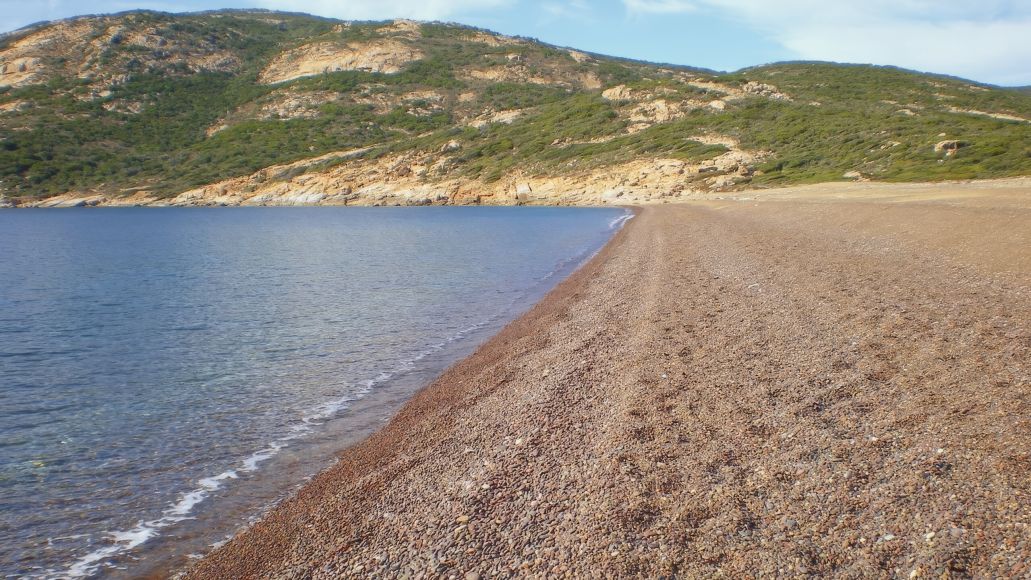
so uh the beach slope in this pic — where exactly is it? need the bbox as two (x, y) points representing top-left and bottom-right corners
(189, 189), (1030, 577)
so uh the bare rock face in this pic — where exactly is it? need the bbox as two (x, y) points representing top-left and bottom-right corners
(0, 19), (96, 88)
(259, 40), (424, 84)
(743, 81), (792, 101)
(461, 58), (600, 90)
(626, 99), (686, 132)
(567, 50), (592, 63)
(601, 85), (633, 101)
(0, 57), (42, 87)
(0, 17), (242, 90)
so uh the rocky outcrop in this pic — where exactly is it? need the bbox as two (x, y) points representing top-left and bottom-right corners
(934, 140), (967, 156)
(0, 100), (29, 115)
(259, 40), (423, 84)
(0, 57), (43, 87)
(468, 109), (523, 128)
(460, 62), (600, 90)
(353, 89), (446, 115)
(567, 50), (592, 63)
(465, 31), (524, 48)
(0, 19), (97, 88)
(625, 99), (689, 132)
(602, 85), (720, 132)
(19, 133), (768, 208)
(742, 81), (792, 100)
(0, 17), (240, 89)
(257, 90), (342, 120)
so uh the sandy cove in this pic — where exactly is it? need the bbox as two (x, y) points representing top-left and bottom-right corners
(186, 187), (1030, 578)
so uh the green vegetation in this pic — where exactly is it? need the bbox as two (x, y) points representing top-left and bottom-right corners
(0, 12), (1028, 200)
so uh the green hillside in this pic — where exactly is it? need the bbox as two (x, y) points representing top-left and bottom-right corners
(0, 10), (1028, 202)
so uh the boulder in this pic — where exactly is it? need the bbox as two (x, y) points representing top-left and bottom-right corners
(742, 81), (791, 100)
(934, 140), (966, 155)
(439, 139), (461, 153)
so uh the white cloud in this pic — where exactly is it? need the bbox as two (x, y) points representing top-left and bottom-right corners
(698, 0), (1031, 84)
(253, 0), (512, 21)
(622, 0), (695, 14)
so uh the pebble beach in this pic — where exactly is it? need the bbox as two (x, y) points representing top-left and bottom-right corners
(187, 191), (1030, 578)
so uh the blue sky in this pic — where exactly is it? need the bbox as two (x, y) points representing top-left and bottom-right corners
(2, 0), (1029, 85)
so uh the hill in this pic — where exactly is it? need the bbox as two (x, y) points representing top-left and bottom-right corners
(0, 10), (1029, 206)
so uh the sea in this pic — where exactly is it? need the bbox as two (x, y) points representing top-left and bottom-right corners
(0, 206), (630, 578)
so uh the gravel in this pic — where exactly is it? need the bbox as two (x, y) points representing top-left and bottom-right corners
(187, 197), (1030, 578)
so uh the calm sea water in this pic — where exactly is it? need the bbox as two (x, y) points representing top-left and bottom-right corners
(0, 206), (629, 578)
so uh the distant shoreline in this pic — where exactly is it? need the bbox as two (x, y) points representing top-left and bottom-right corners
(6, 176), (1031, 210)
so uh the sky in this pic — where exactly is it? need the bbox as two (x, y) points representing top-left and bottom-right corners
(1, 0), (1029, 86)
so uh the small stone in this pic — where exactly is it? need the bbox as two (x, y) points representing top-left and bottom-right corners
(881, 534), (896, 542)
(465, 573), (481, 580)
(783, 518), (798, 530)
(456, 515), (470, 524)
(515, 438), (524, 446)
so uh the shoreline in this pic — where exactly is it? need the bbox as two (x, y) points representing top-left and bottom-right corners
(5, 176), (1031, 209)
(179, 206), (641, 578)
(188, 189), (1029, 577)
(53, 207), (632, 579)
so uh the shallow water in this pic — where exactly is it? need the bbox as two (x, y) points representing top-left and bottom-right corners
(0, 206), (628, 578)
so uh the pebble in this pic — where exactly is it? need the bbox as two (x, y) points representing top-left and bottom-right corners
(181, 205), (1031, 579)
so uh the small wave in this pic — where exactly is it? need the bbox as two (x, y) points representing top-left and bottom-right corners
(62, 469), (240, 578)
(58, 212), (625, 578)
(59, 318), (497, 579)
(608, 209), (634, 231)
